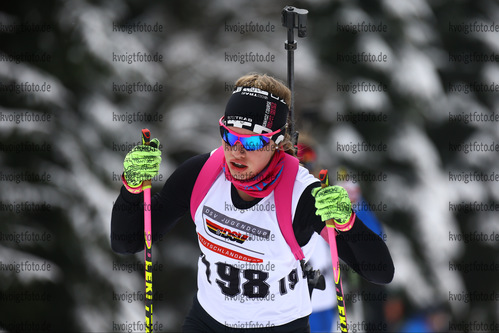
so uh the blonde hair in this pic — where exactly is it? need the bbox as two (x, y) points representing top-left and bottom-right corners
(234, 73), (296, 156)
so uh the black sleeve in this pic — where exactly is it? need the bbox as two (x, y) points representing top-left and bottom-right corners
(110, 153), (210, 254)
(293, 182), (394, 285)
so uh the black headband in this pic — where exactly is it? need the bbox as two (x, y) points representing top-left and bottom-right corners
(224, 86), (289, 137)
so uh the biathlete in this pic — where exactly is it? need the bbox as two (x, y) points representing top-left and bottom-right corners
(111, 73), (394, 332)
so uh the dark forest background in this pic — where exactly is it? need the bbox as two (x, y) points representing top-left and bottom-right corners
(0, 0), (497, 332)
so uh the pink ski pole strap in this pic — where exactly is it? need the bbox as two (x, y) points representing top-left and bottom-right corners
(326, 212), (356, 232)
(321, 212), (356, 243)
(121, 173), (144, 194)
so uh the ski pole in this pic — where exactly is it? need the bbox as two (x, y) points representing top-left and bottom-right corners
(281, 5), (308, 154)
(319, 169), (348, 333)
(141, 128), (153, 333)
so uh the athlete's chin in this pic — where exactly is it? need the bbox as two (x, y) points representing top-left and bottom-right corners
(229, 169), (254, 181)
(231, 172), (247, 181)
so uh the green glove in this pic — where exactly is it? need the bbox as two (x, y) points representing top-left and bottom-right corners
(123, 138), (161, 188)
(311, 185), (352, 226)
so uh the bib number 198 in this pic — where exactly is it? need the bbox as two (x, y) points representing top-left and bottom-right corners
(202, 257), (299, 299)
